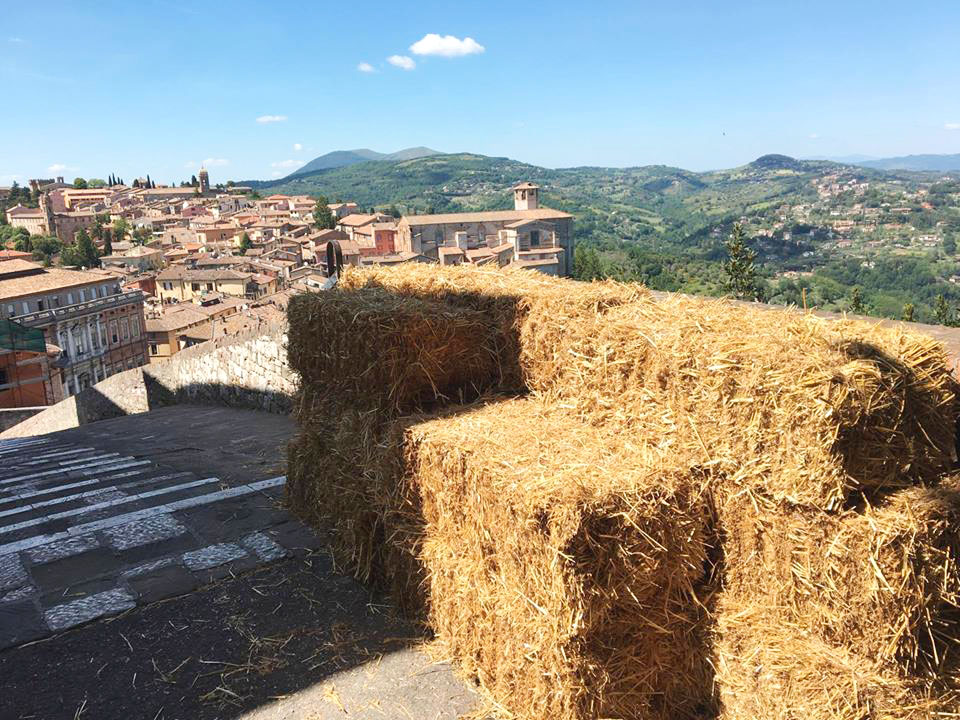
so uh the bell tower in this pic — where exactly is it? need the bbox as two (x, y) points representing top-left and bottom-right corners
(198, 167), (210, 194)
(513, 182), (540, 211)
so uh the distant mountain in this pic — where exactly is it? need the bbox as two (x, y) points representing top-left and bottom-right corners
(288, 146), (441, 177)
(748, 154), (808, 171)
(855, 153), (960, 172)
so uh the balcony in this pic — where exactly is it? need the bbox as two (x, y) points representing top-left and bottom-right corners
(13, 290), (145, 329)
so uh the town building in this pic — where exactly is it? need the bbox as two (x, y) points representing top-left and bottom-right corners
(156, 266), (253, 304)
(0, 260), (148, 397)
(395, 183), (573, 275)
(0, 318), (65, 409)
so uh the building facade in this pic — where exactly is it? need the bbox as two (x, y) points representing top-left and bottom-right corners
(395, 183), (573, 275)
(0, 261), (148, 398)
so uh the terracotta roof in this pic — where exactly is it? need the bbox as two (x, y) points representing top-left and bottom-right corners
(145, 305), (210, 332)
(511, 182), (541, 190)
(400, 207), (571, 227)
(156, 266), (250, 282)
(0, 263), (116, 302)
(438, 246), (465, 256)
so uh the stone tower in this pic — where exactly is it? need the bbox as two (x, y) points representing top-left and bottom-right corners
(513, 182), (540, 211)
(198, 167), (210, 194)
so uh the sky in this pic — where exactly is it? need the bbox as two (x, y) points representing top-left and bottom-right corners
(2, 0), (959, 184)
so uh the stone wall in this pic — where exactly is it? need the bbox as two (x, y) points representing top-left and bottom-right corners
(0, 327), (295, 439)
(0, 407), (46, 433)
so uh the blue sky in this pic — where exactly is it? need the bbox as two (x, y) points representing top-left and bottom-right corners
(2, 0), (959, 184)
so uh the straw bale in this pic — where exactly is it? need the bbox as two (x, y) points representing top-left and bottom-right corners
(539, 295), (957, 509)
(714, 602), (957, 719)
(719, 477), (960, 677)
(394, 396), (717, 720)
(344, 264), (955, 509)
(286, 287), (500, 414)
(340, 263), (648, 389)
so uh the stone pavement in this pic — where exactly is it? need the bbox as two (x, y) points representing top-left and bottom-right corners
(0, 405), (478, 720)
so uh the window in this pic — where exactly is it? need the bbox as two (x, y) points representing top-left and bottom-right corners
(530, 230), (540, 247)
(21, 302), (29, 315)
(121, 318), (129, 340)
(149, 342), (158, 356)
(131, 317), (140, 338)
(191, 283), (200, 292)
(163, 282), (173, 291)
(79, 289), (86, 302)
(206, 283), (214, 291)
(37, 299), (45, 311)
(53, 296), (61, 308)
(67, 293), (74, 305)
(0, 368), (7, 387)
(110, 320), (119, 344)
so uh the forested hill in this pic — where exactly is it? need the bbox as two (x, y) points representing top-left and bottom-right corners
(244, 152), (960, 324)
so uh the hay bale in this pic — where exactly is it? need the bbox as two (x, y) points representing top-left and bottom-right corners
(719, 477), (960, 676)
(343, 265), (956, 509)
(394, 396), (717, 720)
(714, 602), (956, 719)
(286, 287), (501, 414)
(340, 263), (648, 390)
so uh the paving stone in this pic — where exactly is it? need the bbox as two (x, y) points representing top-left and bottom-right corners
(126, 564), (198, 604)
(102, 513), (187, 551)
(0, 554), (29, 592)
(116, 534), (198, 566)
(39, 576), (120, 610)
(25, 534), (100, 564)
(0, 584), (36, 603)
(82, 488), (127, 504)
(0, 600), (46, 649)
(44, 588), (135, 632)
(121, 557), (177, 578)
(182, 543), (247, 571)
(31, 548), (124, 594)
(241, 531), (288, 562)
(265, 520), (328, 556)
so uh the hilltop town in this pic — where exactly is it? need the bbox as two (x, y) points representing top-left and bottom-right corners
(0, 171), (572, 412)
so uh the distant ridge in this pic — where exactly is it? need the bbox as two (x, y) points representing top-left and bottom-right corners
(288, 146), (441, 177)
(855, 153), (960, 172)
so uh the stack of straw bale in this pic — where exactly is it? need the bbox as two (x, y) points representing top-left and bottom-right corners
(393, 396), (717, 719)
(285, 264), (960, 719)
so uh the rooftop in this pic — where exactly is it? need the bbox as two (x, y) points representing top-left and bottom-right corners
(0, 262), (116, 302)
(400, 207), (571, 227)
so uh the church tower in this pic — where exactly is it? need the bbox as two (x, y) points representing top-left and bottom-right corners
(512, 182), (540, 211)
(198, 167), (210, 194)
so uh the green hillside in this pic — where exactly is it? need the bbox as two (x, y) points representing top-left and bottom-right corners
(245, 153), (960, 323)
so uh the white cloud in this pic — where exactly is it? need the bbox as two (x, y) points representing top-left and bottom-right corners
(808, 133), (820, 139)
(387, 55), (416, 71)
(8, 37), (24, 44)
(271, 159), (303, 169)
(945, 123), (960, 131)
(410, 34), (484, 57)
(256, 115), (288, 124)
(48, 163), (67, 173)
(357, 62), (375, 73)
(293, 143), (303, 151)
(271, 171), (284, 178)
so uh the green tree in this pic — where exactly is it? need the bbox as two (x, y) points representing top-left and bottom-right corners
(190, 174), (198, 187)
(722, 223), (763, 300)
(132, 226), (151, 246)
(87, 178), (106, 188)
(112, 217), (129, 242)
(849, 285), (864, 314)
(102, 228), (113, 257)
(73, 177), (87, 189)
(944, 234), (957, 256)
(573, 244), (603, 281)
(902, 302), (915, 322)
(312, 196), (336, 230)
(13, 231), (32, 253)
(238, 232), (253, 254)
(31, 236), (61, 266)
(934, 294), (952, 326)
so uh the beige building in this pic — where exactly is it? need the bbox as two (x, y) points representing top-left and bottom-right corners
(62, 188), (113, 209)
(396, 183), (573, 275)
(156, 266), (252, 304)
(5, 205), (46, 235)
(145, 295), (243, 360)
